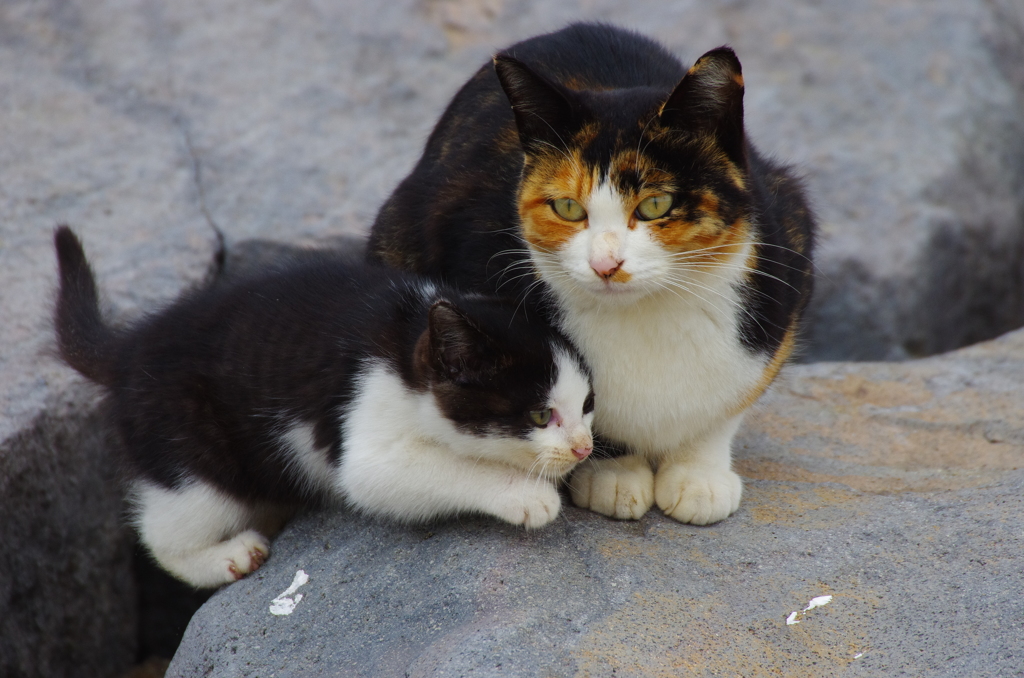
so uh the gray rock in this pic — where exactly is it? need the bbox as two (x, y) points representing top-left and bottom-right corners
(741, 0), (1024, 360)
(169, 328), (1024, 677)
(0, 2), (216, 673)
(0, 383), (138, 678)
(1, 0), (1022, 675)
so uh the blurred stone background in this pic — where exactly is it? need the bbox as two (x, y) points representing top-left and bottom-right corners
(0, 0), (1021, 676)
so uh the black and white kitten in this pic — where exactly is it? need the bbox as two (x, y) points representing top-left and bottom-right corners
(53, 227), (594, 588)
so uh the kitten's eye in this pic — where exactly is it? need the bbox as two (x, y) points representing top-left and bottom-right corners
(551, 198), (587, 222)
(635, 194), (673, 220)
(528, 408), (553, 427)
(583, 391), (595, 414)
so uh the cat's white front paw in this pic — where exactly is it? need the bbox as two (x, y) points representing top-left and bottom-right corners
(569, 455), (654, 520)
(222, 529), (272, 582)
(489, 480), (562, 529)
(654, 464), (742, 525)
(153, 528), (272, 588)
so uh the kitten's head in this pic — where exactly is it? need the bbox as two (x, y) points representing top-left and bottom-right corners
(417, 298), (594, 479)
(494, 47), (753, 305)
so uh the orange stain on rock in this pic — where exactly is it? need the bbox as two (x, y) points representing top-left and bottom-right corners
(570, 585), (874, 677)
(738, 344), (1024, 496)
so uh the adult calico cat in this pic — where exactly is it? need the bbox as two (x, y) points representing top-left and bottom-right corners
(368, 23), (815, 525)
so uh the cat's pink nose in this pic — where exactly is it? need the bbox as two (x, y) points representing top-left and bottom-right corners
(590, 256), (623, 279)
(572, 446), (593, 460)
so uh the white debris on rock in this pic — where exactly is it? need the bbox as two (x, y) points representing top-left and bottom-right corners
(786, 594), (834, 625)
(270, 570), (310, 616)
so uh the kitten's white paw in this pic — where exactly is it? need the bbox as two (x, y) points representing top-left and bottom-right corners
(490, 480), (562, 529)
(221, 530), (272, 582)
(569, 455), (654, 520)
(654, 464), (742, 525)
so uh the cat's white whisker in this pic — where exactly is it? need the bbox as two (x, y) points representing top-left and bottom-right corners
(671, 258), (801, 296)
(636, 123), (667, 176)
(663, 274), (780, 338)
(531, 135), (572, 163)
(655, 277), (735, 319)
(667, 246), (812, 280)
(492, 263), (538, 288)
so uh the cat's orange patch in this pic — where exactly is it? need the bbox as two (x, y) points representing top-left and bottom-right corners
(573, 123), (601, 148)
(692, 137), (747, 192)
(728, 165), (748, 192)
(650, 214), (751, 271)
(732, 325), (797, 415)
(605, 268), (632, 284)
(609, 150), (677, 191)
(519, 152), (596, 252)
(696, 192), (719, 215)
(521, 203), (581, 253)
(783, 207), (812, 251)
(562, 77), (613, 92)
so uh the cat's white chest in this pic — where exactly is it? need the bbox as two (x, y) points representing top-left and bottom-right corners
(562, 288), (765, 456)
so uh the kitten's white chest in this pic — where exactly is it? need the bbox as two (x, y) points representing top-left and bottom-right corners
(563, 287), (765, 456)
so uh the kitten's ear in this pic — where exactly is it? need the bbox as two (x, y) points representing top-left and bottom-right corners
(428, 301), (495, 384)
(659, 46), (746, 164)
(493, 55), (575, 155)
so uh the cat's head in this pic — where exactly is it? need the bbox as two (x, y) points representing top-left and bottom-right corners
(416, 298), (594, 479)
(494, 47), (752, 305)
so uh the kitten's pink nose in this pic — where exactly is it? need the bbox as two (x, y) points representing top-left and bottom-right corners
(590, 256), (623, 279)
(572, 446), (593, 460)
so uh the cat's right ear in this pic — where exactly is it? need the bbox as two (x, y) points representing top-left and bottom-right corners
(493, 55), (575, 155)
(427, 300), (494, 385)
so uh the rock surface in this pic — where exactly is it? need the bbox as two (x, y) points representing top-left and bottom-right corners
(1, 0), (1022, 676)
(169, 329), (1024, 677)
(0, 384), (138, 678)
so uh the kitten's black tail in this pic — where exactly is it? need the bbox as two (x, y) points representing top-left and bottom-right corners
(54, 226), (118, 385)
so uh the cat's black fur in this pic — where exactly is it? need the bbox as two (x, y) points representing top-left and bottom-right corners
(54, 226), (579, 505)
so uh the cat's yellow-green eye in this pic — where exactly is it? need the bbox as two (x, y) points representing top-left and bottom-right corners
(528, 408), (553, 426)
(551, 198), (587, 222)
(636, 194), (673, 220)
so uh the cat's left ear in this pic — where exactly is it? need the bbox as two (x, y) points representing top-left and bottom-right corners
(659, 46), (745, 164)
(427, 301), (496, 385)
(493, 55), (575, 156)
